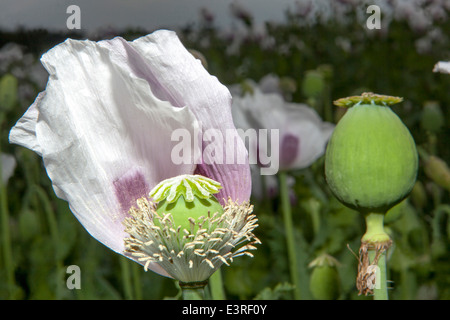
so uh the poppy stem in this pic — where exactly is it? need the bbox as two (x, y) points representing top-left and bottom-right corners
(279, 171), (301, 299)
(33, 185), (65, 299)
(369, 249), (388, 300)
(0, 115), (17, 298)
(120, 257), (133, 300)
(209, 268), (225, 300)
(132, 262), (143, 300)
(361, 212), (391, 300)
(180, 281), (207, 300)
(0, 163), (16, 298)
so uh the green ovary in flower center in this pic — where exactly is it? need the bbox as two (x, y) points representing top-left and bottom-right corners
(123, 174), (260, 283)
(155, 195), (224, 233)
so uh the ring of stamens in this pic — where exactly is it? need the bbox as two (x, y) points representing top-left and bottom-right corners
(123, 197), (260, 283)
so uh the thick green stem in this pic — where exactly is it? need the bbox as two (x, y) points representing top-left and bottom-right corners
(279, 171), (301, 299)
(362, 212), (390, 300)
(209, 269), (225, 300)
(120, 257), (133, 300)
(362, 212), (390, 244)
(0, 115), (17, 298)
(180, 281), (207, 300)
(34, 185), (64, 299)
(132, 262), (143, 300)
(307, 198), (321, 236)
(0, 173), (16, 298)
(368, 250), (388, 300)
(181, 288), (204, 300)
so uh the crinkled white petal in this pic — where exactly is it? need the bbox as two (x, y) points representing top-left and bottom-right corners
(9, 34), (206, 277)
(129, 30), (251, 204)
(9, 92), (44, 156)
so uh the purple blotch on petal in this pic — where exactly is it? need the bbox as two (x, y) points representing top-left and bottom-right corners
(113, 170), (150, 214)
(280, 134), (299, 167)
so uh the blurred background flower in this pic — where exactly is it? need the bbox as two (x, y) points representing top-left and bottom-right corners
(434, 61), (450, 74)
(231, 84), (334, 171)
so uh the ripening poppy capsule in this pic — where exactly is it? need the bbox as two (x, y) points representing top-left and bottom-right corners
(325, 93), (418, 215)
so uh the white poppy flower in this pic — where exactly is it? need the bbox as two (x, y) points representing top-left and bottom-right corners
(9, 30), (251, 278)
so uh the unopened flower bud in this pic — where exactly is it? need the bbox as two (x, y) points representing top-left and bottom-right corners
(302, 70), (325, 99)
(308, 254), (341, 300)
(410, 181), (427, 209)
(424, 155), (450, 191)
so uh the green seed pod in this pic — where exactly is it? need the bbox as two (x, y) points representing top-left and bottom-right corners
(325, 93), (418, 214)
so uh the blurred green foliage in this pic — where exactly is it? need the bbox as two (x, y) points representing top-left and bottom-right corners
(0, 4), (449, 300)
